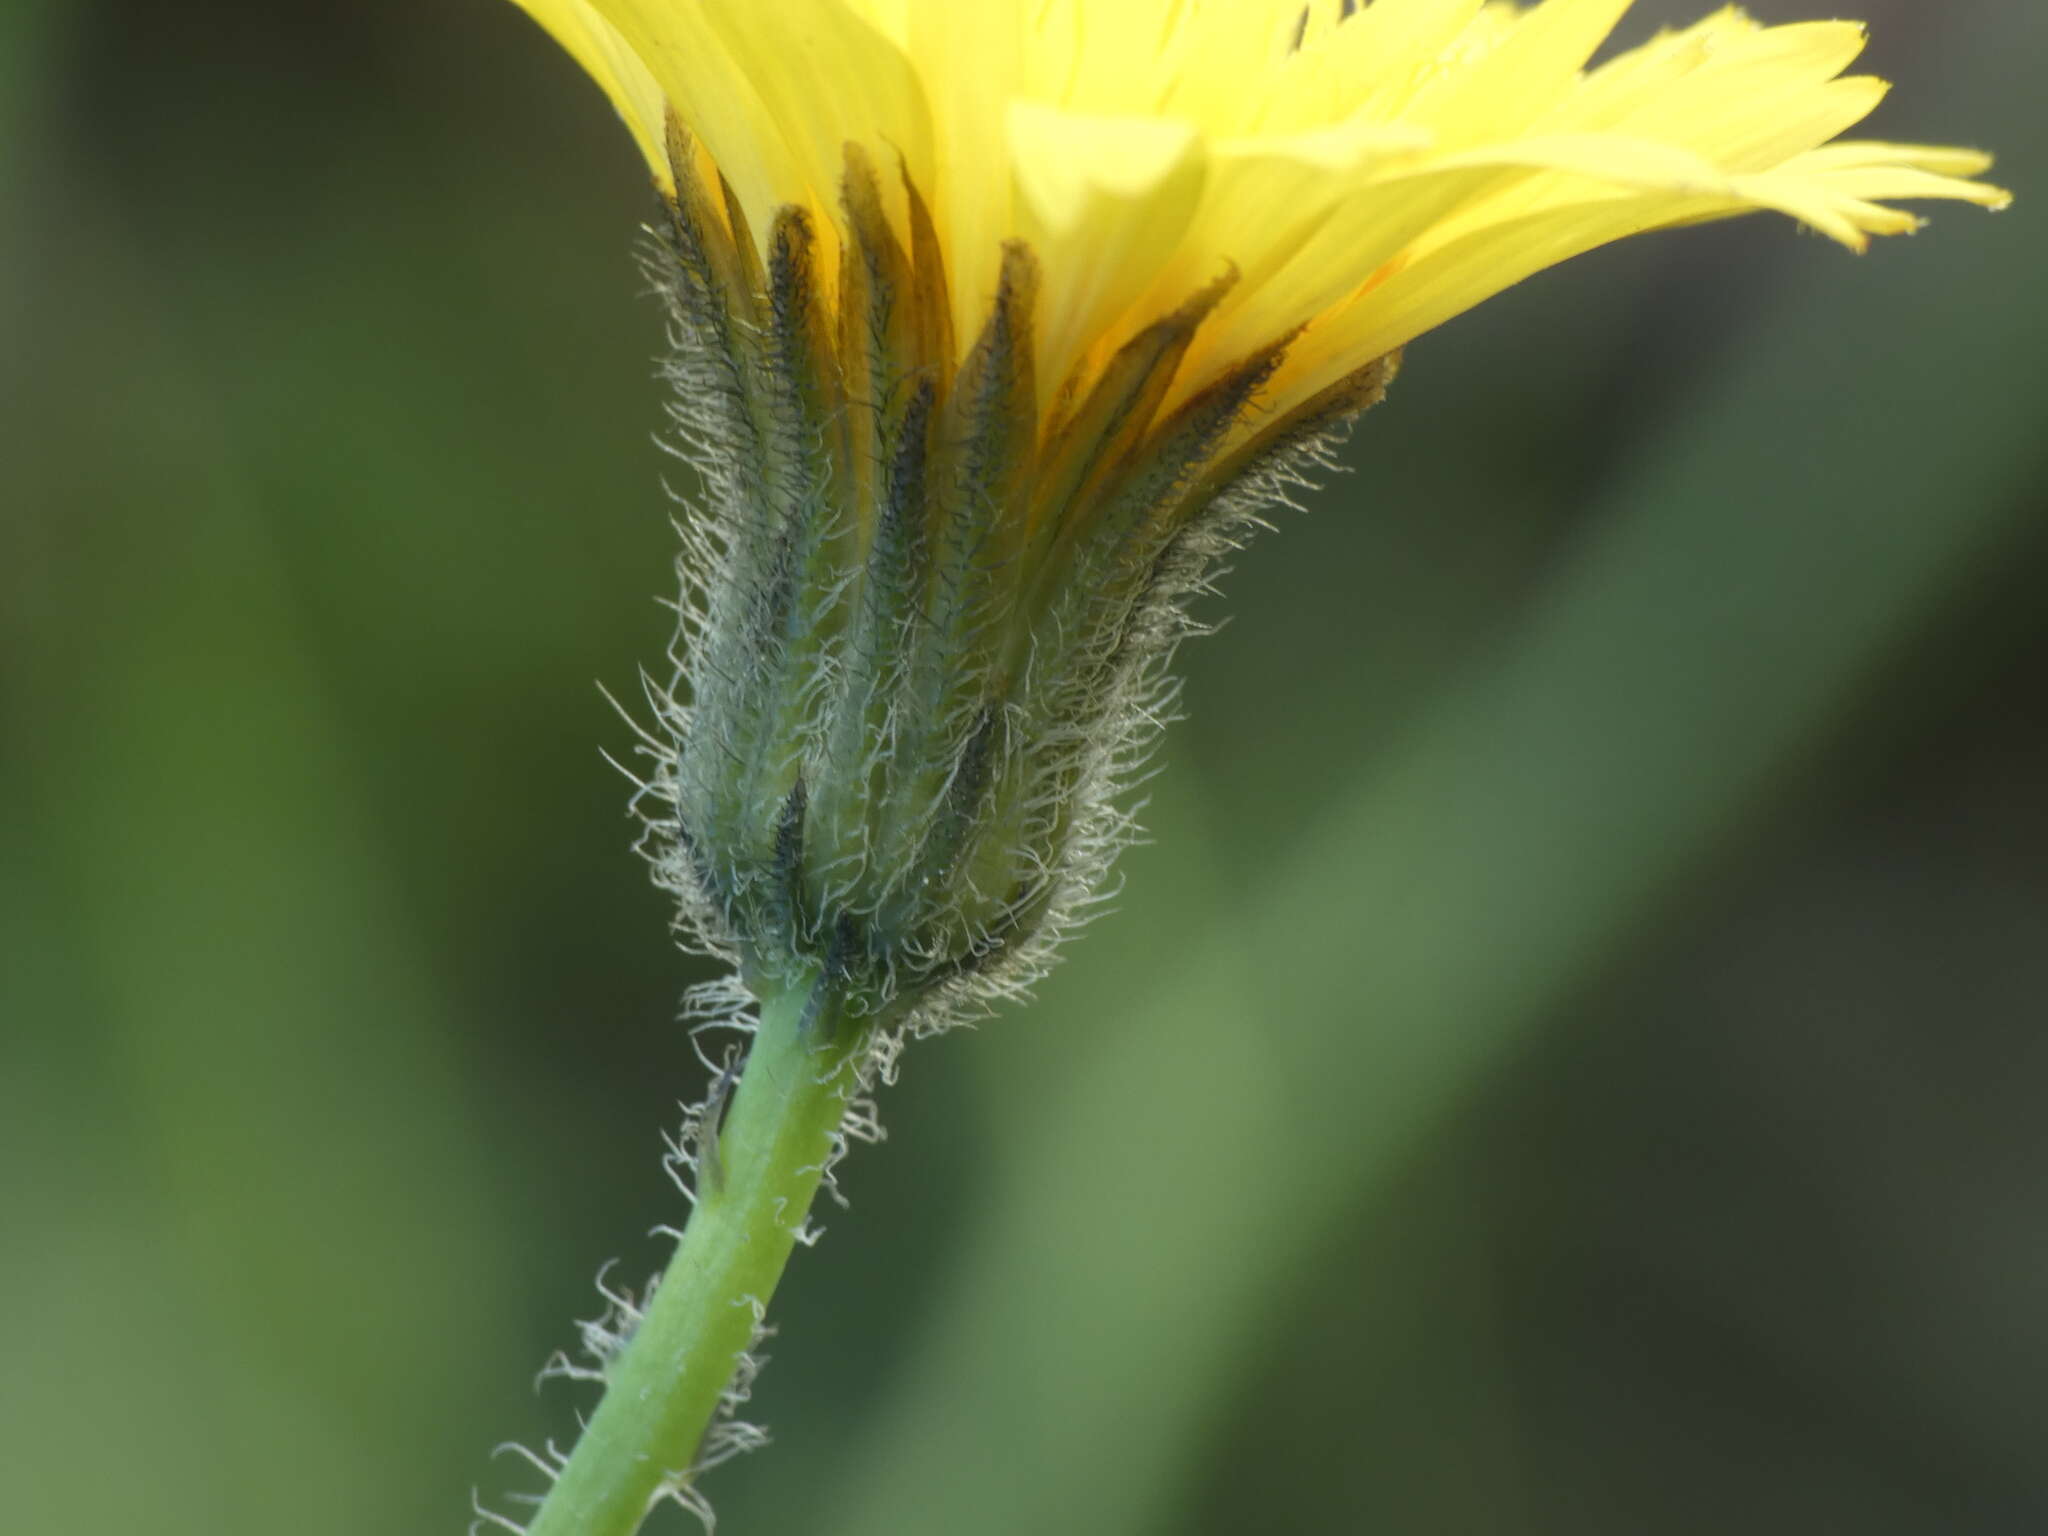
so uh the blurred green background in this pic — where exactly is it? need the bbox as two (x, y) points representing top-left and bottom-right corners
(3, 2), (2043, 1532)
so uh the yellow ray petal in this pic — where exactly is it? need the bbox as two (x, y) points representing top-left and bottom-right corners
(1795, 141), (2002, 179)
(589, 0), (931, 259)
(504, 0), (668, 188)
(909, 0), (1026, 347)
(1008, 102), (1209, 407)
(1412, 0), (1640, 147)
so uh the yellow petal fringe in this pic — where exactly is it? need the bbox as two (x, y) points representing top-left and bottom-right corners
(509, 0), (2006, 443)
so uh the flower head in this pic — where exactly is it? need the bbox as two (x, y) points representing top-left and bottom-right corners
(480, 13), (2006, 1523)
(507, 0), (2004, 1029)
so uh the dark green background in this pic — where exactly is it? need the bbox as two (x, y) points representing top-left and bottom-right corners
(3, 2), (2042, 1532)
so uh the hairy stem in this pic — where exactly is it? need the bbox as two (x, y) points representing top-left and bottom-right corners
(525, 976), (862, 1536)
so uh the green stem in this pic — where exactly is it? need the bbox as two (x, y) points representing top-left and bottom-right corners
(525, 975), (862, 1536)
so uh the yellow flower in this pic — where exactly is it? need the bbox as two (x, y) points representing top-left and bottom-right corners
(482, 13), (2008, 1527)
(498, 0), (2005, 1028)
(511, 0), (2005, 436)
